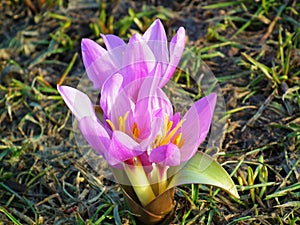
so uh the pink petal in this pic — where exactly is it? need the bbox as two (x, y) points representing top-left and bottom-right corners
(81, 39), (117, 88)
(121, 68), (161, 102)
(57, 85), (95, 120)
(100, 73), (123, 118)
(78, 116), (110, 156)
(143, 19), (167, 42)
(131, 104), (151, 140)
(101, 34), (126, 69)
(109, 85), (134, 127)
(180, 93), (217, 162)
(149, 144), (181, 166)
(136, 88), (173, 119)
(81, 38), (107, 67)
(171, 112), (181, 129)
(169, 27), (186, 66)
(107, 131), (144, 166)
(136, 76), (173, 116)
(140, 117), (164, 149)
(121, 34), (155, 86)
(160, 27), (186, 87)
(142, 19), (169, 66)
(130, 79), (172, 140)
(100, 34), (126, 51)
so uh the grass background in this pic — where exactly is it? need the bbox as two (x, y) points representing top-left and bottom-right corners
(0, 0), (299, 224)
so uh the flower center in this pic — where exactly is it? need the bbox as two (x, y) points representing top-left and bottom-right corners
(106, 112), (141, 140)
(106, 113), (185, 148)
(131, 122), (140, 139)
(154, 115), (185, 148)
(106, 112), (129, 132)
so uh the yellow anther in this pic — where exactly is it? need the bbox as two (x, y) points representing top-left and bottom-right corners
(118, 111), (129, 132)
(106, 112), (129, 132)
(160, 119), (185, 146)
(132, 122), (140, 139)
(167, 120), (173, 132)
(153, 135), (161, 148)
(106, 119), (116, 131)
(162, 115), (169, 138)
(172, 132), (182, 146)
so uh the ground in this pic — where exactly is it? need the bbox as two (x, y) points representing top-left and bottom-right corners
(0, 0), (299, 224)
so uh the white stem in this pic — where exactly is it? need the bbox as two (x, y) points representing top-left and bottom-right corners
(124, 158), (156, 207)
(150, 164), (168, 195)
(158, 166), (168, 195)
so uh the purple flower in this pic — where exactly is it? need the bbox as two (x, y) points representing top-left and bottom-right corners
(58, 79), (216, 168)
(81, 19), (185, 89)
(57, 19), (217, 169)
(56, 19), (242, 211)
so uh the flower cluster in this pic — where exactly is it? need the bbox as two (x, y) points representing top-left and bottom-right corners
(58, 19), (217, 206)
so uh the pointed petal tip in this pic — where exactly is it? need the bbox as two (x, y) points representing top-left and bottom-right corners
(57, 85), (96, 120)
(81, 38), (106, 55)
(148, 18), (163, 30)
(177, 26), (185, 35)
(207, 92), (218, 107)
(208, 92), (217, 100)
(57, 84), (69, 96)
(153, 18), (163, 26)
(81, 38), (93, 50)
(172, 26), (185, 38)
(129, 32), (143, 43)
(100, 34), (126, 51)
(57, 84), (69, 99)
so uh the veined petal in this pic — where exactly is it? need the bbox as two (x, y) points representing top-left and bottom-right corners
(101, 34), (126, 69)
(132, 83), (172, 140)
(142, 19), (169, 66)
(82, 39), (117, 88)
(149, 143), (181, 166)
(171, 112), (181, 129)
(140, 116), (164, 149)
(169, 27), (186, 66)
(81, 38), (107, 67)
(137, 76), (173, 116)
(109, 85), (134, 127)
(100, 73), (123, 118)
(180, 93), (217, 162)
(78, 116), (110, 156)
(137, 75), (161, 100)
(132, 105), (151, 140)
(57, 85), (95, 120)
(107, 131), (144, 166)
(160, 27), (186, 87)
(121, 34), (155, 86)
(143, 19), (167, 42)
(136, 88), (173, 119)
(121, 66), (161, 102)
(100, 34), (126, 51)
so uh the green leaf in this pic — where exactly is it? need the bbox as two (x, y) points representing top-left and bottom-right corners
(167, 152), (239, 198)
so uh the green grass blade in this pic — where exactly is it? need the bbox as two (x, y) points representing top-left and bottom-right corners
(0, 206), (22, 225)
